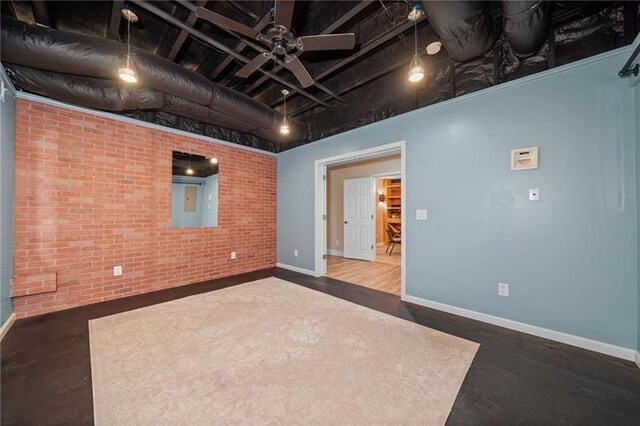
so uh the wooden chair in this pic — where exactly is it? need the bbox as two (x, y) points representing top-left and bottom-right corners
(385, 228), (401, 255)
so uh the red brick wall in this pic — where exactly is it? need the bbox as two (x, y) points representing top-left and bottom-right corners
(13, 99), (277, 318)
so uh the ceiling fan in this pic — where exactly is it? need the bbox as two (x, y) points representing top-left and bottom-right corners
(195, 1), (356, 88)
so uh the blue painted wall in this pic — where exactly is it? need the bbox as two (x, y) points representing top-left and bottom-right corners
(636, 80), (640, 353)
(0, 68), (16, 325)
(277, 48), (638, 349)
(632, 34), (640, 354)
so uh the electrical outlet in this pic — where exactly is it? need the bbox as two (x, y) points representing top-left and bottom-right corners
(498, 282), (509, 297)
(294, 249), (298, 257)
(113, 265), (123, 277)
(230, 251), (236, 260)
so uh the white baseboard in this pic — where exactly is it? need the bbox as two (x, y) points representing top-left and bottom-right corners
(276, 262), (316, 277)
(326, 249), (343, 256)
(402, 294), (637, 362)
(0, 313), (16, 341)
(635, 351), (640, 370)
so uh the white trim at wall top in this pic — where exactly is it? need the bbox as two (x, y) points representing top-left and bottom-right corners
(403, 294), (638, 363)
(276, 262), (316, 277)
(15, 92), (277, 157)
(0, 313), (16, 342)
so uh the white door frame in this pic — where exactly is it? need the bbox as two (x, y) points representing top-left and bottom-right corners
(314, 140), (406, 299)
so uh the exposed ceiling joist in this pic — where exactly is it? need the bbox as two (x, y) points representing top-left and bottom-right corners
(165, 0), (208, 61)
(132, 0), (332, 108)
(243, 1), (374, 96)
(31, 0), (51, 28)
(208, 11), (273, 80)
(106, 0), (124, 40)
(293, 52), (452, 118)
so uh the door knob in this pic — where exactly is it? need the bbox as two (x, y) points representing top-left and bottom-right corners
(344, 221), (348, 224)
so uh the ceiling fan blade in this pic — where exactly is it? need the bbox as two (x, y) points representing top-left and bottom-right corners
(284, 55), (314, 88)
(195, 6), (259, 39)
(274, 0), (295, 28)
(236, 52), (273, 78)
(296, 33), (356, 51)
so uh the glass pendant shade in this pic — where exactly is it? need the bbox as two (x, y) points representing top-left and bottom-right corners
(408, 54), (425, 82)
(280, 117), (290, 134)
(118, 57), (138, 83)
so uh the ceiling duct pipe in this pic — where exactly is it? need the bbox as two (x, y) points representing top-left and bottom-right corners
(420, 1), (496, 62)
(4, 64), (262, 133)
(0, 17), (294, 135)
(5, 64), (167, 111)
(502, 1), (551, 57)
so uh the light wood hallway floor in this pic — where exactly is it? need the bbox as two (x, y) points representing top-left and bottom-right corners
(326, 245), (401, 295)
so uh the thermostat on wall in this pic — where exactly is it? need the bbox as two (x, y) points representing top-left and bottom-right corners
(511, 146), (539, 171)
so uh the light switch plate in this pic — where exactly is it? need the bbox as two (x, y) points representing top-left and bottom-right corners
(498, 282), (509, 297)
(529, 188), (540, 201)
(416, 209), (428, 220)
(230, 251), (237, 260)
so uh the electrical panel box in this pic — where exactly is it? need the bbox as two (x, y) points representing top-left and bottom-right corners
(511, 147), (539, 171)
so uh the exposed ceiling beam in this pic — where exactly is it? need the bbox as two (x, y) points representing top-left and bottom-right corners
(178, 1), (345, 103)
(106, 0), (124, 40)
(269, 15), (419, 108)
(227, 0), (260, 21)
(243, 1), (374, 96)
(132, 0), (332, 108)
(165, 0), (208, 61)
(208, 11), (273, 81)
(31, 0), (51, 28)
(292, 51), (452, 119)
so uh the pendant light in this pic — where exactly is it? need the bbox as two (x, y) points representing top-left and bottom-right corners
(186, 154), (194, 175)
(118, 5), (138, 83)
(280, 89), (290, 135)
(408, 4), (425, 83)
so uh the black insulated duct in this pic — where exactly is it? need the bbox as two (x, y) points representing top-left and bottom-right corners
(4, 64), (263, 133)
(421, 1), (497, 62)
(502, 1), (551, 57)
(5, 64), (167, 111)
(0, 17), (300, 141)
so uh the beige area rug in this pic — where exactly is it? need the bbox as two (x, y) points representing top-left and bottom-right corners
(90, 277), (478, 425)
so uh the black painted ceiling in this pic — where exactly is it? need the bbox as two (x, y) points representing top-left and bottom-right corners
(2, 1), (638, 152)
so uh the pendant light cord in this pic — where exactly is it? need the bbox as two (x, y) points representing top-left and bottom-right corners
(126, 14), (132, 67)
(414, 19), (418, 57)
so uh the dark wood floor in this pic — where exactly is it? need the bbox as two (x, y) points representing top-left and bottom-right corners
(2, 268), (640, 425)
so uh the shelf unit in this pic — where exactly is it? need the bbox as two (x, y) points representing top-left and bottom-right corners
(383, 178), (401, 242)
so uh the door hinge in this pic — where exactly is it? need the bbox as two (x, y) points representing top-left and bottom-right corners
(322, 214), (327, 220)
(371, 245), (374, 250)
(322, 174), (327, 181)
(371, 214), (374, 219)
(322, 254), (328, 260)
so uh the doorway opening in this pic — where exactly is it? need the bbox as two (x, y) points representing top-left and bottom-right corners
(314, 141), (405, 298)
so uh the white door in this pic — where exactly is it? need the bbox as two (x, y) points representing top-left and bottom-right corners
(343, 177), (374, 261)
